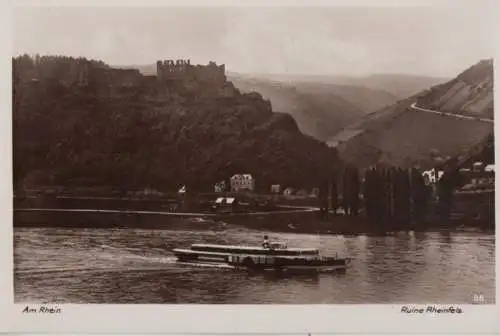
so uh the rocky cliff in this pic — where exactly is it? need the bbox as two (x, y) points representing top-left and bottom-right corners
(13, 55), (339, 192)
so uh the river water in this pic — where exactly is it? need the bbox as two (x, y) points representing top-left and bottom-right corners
(14, 221), (495, 304)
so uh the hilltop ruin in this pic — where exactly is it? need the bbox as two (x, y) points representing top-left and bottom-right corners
(13, 55), (234, 98)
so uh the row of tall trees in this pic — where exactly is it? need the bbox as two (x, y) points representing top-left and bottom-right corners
(362, 167), (425, 228)
(321, 165), (462, 226)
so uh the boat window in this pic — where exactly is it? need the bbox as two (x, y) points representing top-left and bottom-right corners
(190, 244), (319, 256)
(270, 242), (287, 249)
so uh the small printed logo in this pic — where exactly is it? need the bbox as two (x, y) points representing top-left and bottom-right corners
(472, 293), (485, 304)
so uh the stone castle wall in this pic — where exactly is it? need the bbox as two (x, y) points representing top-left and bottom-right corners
(14, 55), (90, 87)
(13, 55), (230, 97)
(14, 55), (144, 90)
(156, 59), (226, 86)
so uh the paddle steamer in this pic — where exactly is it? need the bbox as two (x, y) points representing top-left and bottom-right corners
(173, 238), (350, 273)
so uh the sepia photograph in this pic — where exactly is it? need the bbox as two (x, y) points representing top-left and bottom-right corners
(10, 0), (495, 311)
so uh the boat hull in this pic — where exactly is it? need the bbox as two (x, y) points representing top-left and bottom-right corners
(173, 248), (350, 273)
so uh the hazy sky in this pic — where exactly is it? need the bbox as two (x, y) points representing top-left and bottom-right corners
(13, 3), (495, 77)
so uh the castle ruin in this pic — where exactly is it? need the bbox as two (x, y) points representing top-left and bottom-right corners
(13, 55), (232, 98)
(156, 59), (226, 86)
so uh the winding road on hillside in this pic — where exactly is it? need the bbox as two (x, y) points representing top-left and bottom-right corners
(410, 102), (493, 123)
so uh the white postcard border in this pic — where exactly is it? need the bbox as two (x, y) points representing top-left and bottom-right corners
(1, 0), (499, 334)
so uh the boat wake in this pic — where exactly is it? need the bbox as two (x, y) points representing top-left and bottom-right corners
(14, 265), (173, 276)
(188, 217), (212, 223)
(15, 246), (182, 277)
(176, 261), (235, 270)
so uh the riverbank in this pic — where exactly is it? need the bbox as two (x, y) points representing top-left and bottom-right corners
(14, 206), (494, 236)
(13, 190), (494, 235)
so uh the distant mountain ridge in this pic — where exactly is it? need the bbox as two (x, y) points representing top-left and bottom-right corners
(226, 72), (447, 98)
(329, 59), (494, 169)
(338, 73), (448, 99)
(223, 72), (447, 141)
(120, 63), (446, 141)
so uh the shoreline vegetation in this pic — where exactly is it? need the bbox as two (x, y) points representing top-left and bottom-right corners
(14, 187), (494, 236)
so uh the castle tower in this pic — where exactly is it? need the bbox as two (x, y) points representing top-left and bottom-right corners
(156, 60), (163, 81)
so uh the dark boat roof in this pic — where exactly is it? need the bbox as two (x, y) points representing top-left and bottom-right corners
(190, 243), (318, 252)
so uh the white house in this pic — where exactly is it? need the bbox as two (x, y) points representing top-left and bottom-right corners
(422, 168), (444, 185)
(230, 174), (255, 192)
(214, 180), (227, 193)
(215, 197), (235, 206)
(213, 197), (238, 213)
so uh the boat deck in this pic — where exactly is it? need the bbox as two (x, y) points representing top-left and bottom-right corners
(191, 243), (318, 253)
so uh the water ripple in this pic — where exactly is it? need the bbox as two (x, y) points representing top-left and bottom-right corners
(14, 225), (495, 304)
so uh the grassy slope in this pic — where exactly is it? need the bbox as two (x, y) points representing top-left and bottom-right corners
(416, 59), (493, 118)
(330, 60), (494, 169)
